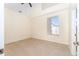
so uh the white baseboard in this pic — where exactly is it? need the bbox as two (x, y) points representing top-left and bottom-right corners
(5, 37), (69, 46)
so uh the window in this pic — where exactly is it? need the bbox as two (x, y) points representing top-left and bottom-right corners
(49, 16), (60, 35)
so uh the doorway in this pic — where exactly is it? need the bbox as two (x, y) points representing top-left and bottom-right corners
(70, 4), (79, 56)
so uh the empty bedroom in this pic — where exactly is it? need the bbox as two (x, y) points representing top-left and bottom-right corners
(5, 3), (72, 56)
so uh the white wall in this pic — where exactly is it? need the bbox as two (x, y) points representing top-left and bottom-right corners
(5, 7), (31, 44)
(31, 9), (70, 45)
(77, 4), (79, 55)
(0, 2), (4, 49)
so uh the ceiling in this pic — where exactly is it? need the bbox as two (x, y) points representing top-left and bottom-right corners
(5, 3), (59, 16)
(42, 3), (58, 10)
(5, 3), (42, 16)
(5, 3), (34, 15)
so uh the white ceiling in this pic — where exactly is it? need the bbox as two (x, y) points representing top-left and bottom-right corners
(5, 3), (36, 15)
(5, 3), (59, 16)
(42, 3), (58, 10)
(5, 3), (40, 15)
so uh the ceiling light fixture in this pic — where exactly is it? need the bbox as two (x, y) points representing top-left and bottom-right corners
(18, 10), (22, 13)
(21, 3), (24, 5)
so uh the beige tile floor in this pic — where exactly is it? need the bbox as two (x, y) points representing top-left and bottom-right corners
(5, 38), (71, 56)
